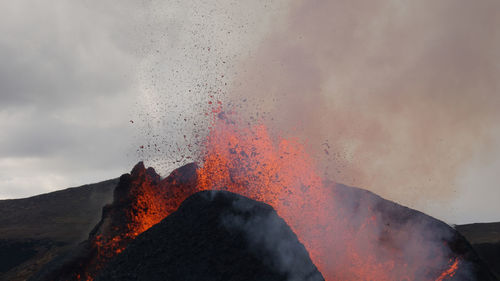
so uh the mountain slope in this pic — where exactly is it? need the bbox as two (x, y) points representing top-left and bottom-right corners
(456, 222), (500, 279)
(0, 178), (117, 281)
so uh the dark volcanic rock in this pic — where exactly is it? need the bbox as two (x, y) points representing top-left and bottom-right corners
(468, 243), (500, 280)
(96, 190), (325, 281)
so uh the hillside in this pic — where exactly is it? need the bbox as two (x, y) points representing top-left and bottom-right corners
(0, 179), (117, 281)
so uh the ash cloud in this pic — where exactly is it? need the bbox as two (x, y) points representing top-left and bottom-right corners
(228, 0), (500, 223)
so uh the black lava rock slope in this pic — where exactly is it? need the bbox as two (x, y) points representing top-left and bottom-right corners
(96, 190), (325, 281)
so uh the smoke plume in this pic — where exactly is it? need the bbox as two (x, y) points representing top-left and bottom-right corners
(228, 0), (500, 215)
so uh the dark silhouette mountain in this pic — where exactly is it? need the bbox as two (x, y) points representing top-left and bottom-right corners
(95, 190), (325, 281)
(456, 222), (500, 279)
(0, 178), (117, 281)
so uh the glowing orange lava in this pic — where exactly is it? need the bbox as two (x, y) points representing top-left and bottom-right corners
(435, 258), (460, 281)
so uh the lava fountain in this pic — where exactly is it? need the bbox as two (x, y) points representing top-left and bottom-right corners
(195, 107), (460, 281)
(71, 105), (461, 281)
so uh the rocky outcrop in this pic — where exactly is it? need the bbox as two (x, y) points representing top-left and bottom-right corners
(96, 190), (325, 281)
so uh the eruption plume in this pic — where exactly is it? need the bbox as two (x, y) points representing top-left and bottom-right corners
(227, 0), (500, 222)
(195, 107), (466, 280)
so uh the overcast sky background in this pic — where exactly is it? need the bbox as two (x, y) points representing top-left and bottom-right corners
(0, 0), (499, 224)
(0, 0), (142, 198)
(0, 0), (283, 198)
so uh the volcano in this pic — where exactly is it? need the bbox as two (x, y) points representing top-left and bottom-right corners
(21, 162), (497, 281)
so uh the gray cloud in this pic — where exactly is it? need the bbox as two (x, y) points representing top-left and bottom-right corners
(0, 0), (146, 198)
(0, 2), (137, 109)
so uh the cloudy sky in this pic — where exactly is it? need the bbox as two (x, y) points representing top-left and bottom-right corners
(0, 0), (286, 199)
(0, 1), (143, 198)
(1, 0), (499, 224)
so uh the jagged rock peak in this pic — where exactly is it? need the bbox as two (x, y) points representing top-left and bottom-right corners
(129, 161), (161, 184)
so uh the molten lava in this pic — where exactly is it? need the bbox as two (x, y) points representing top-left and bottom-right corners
(436, 258), (460, 281)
